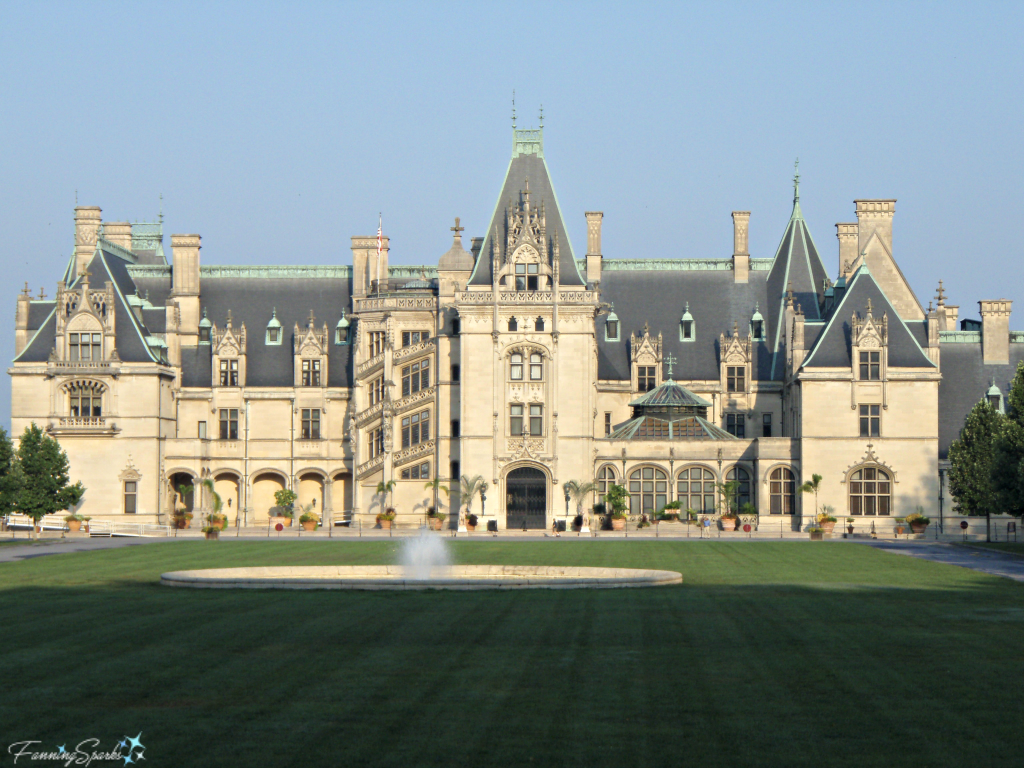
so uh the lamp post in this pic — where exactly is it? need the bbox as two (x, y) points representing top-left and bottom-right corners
(563, 483), (571, 528)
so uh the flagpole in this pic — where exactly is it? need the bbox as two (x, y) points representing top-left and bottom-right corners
(376, 214), (382, 296)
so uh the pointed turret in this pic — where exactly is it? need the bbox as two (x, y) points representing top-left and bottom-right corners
(766, 161), (830, 379)
(469, 124), (584, 286)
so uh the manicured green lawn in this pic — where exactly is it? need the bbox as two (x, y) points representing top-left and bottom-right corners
(1, 540), (1022, 767)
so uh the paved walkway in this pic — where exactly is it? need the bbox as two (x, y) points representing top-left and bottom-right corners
(0, 536), (177, 563)
(863, 540), (1024, 582)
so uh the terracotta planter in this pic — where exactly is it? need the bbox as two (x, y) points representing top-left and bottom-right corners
(612, 518), (626, 531)
(427, 517), (442, 531)
(205, 530), (219, 540)
(66, 520), (81, 533)
(301, 520), (317, 532)
(211, 515), (228, 531)
(720, 517), (737, 531)
(466, 523), (477, 532)
(847, 525), (855, 535)
(911, 523), (928, 534)
(896, 526), (905, 536)
(379, 519), (393, 529)
(810, 531), (823, 541)
(819, 521), (836, 534)
(270, 516), (293, 528)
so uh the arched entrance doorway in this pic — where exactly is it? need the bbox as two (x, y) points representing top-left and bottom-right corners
(505, 467), (546, 530)
(169, 472), (195, 514)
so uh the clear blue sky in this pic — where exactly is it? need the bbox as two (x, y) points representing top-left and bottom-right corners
(2, 1), (1022, 429)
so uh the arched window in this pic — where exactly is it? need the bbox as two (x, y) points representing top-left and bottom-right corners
(769, 467), (795, 514)
(68, 382), (103, 419)
(726, 466), (751, 511)
(508, 317), (518, 332)
(510, 353), (523, 381)
(597, 466), (617, 498)
(849, 467), (891, 516)
(535, 317), (545, 332)
(677, 466), (715, 514)
(628, 466), (667, 516)
(529, 353), (543, 381)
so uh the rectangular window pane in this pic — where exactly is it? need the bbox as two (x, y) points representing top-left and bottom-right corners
(198, 421), (207, 439)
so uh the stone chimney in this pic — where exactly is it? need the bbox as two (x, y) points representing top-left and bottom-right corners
(585, 212), (603, 285)
(979, 300), (1012, 364)
(944, 305), (959, 332)
(171, 234), (202, 336)
(74, 206), (102, 279)
(351, 235), (389, 297)
(15, 283), (31, 357)
(732, 211), (750, 283)
(854, 200), (895, 256)
(836, 222), (858, 277)
(103, 222), (133, 251)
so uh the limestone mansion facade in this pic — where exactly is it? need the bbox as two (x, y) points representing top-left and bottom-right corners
(9, 128), (1022, 529)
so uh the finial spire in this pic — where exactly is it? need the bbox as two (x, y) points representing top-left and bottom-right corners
(793, 158), (800, 202)
(451, 217), (464, 238)
(539, 104), (544, 128)
(511, 89), (516, 129)
(935, 279), (947, 306)
(664, 353), (678, 380)
(159, 193), (164, 224)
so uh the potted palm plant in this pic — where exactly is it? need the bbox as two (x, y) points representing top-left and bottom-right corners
(466, 513), (479, 531)
(799, 473), (823, 531)
(716, 479), (741, 531)
(565, 479), (598, 533)
(424, 477), (450, 529)
(604, 484), (629, 531)
(375, 479), (396, 528)
(460, 474), (487, 532)
(657, 500), (682, 522)
(425, 507), (447, 531)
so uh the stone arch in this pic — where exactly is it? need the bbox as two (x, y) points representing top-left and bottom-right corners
(332, 471), (354, 520)
(626, 464), (669, 516)
(250, 471), (287, 522)
(167, 470), (198, 514)
(503, 462), (549, 530)
(676, 464), (717, 514)
(297, 471), (326, 516)
(213, 471), (242, 525)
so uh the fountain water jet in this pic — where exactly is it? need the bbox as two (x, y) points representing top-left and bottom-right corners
(399, 527), (452, 580)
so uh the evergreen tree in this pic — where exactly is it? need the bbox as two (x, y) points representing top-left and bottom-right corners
(0, 426), (23, 516)
(948, 399), (1003, 516)
(993, 361), (1024, 516)
(16, 424), (85, 528)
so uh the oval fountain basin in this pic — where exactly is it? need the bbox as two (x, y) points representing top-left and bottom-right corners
(160, 565), (682, 590)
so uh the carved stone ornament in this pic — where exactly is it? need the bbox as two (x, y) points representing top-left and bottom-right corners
(630, 324), (662, 364)
(841, 441), (898, 484)
(118, 454), (142, 482)
(720, 324), (751, 364)
(852, 299), (888, 349)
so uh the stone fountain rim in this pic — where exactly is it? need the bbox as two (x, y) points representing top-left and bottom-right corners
(160, 565), (682, 590)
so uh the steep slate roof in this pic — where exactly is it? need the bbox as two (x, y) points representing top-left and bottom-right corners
(182, 275), (353, 388)
(596, 265), (773, 381)
(469, 128), (584, 286)
(15, 249), (160, 364)
(802, 265), (936, 370)
(767, 176), (830, 379)
(938, 342), (1024, 458)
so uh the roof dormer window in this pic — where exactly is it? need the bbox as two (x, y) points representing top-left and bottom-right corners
(198, 308), (212, 345)
(515, 263), (539, 291)
(335, 310), (351, 345)
(750, 303), (766, 341)
(680, 303), (695, 342)
(266, 308), (283, 346)
(605, 303), (620, 342)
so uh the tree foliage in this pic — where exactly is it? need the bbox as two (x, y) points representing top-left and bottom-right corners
(948, 399), (1004, 516)
(993, 361), (1024, 516)
(0, 427), (23, 516)
(16, 423), (84, 522)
